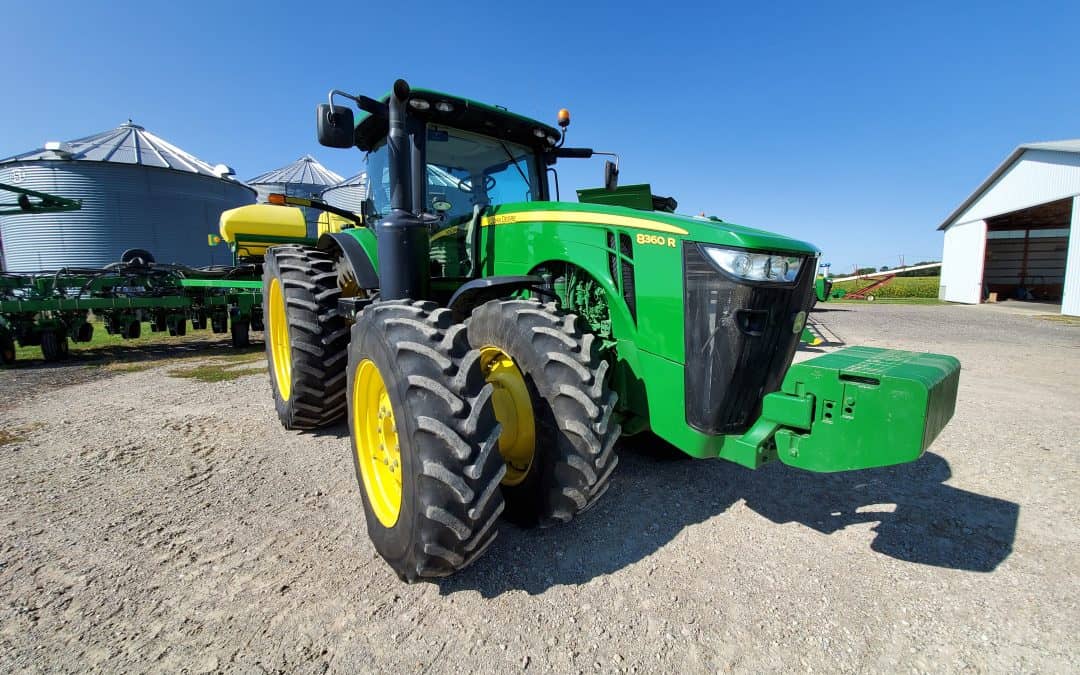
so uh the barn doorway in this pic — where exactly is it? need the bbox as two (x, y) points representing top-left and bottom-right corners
(983, 197), (1072, 303)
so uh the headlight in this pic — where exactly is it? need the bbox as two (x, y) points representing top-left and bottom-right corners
(701, 245), (804, 283)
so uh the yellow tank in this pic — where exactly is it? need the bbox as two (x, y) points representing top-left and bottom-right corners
(218, 204), (308, 258)
(317, 211), (353, 237)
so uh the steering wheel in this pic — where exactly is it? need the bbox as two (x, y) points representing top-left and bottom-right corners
(455, 174), (496, 193)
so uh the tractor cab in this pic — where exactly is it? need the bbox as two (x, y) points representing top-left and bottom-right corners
(337, 88), (561, 284)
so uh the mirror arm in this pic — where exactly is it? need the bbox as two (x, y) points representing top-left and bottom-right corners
(328, 90), (389, 118)
(591, 151), (619, 172)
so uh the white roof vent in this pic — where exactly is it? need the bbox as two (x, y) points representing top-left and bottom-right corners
(213, 163), (236, 178)
(44, 141), (74, 158)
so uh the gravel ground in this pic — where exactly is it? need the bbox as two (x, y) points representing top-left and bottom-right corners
(0, 302), (1077, 673)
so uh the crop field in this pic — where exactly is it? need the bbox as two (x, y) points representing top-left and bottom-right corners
(831, 275), (941, 299)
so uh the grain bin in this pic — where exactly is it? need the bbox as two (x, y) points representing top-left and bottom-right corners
(320, 171), (369, 214)
(247, 156), (343, 237)
(0, 121), (255, 271)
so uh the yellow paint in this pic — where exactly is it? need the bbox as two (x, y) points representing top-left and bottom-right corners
(316, 211), (353, 237)
(267, 277), (292, 402)
(635, 233), (678, 248)
(218, 204), (307, 256)
(481, 210), (689, 236)
(430, 225), (461, 243)
(480, 346), (536, 486)
(353, 359), (403, 527)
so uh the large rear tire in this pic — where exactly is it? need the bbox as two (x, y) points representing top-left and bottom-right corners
(467, 299), (620, 527)
(347, 301), (505, 582)
(262, 245), (350, 429)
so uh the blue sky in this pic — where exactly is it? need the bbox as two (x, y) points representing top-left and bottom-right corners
(2, 1), (1077, 271)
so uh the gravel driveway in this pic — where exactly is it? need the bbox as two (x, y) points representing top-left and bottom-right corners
(1, 302), (1077, 672)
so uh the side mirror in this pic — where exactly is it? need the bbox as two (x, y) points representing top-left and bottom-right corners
(316, 104), (355, 148)
(604, 160), (619, 191)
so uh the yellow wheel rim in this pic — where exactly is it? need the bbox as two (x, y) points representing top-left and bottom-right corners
(353, 359), (403, 527)
(267, 277), (292, 401)
(480, 346), (536, 486)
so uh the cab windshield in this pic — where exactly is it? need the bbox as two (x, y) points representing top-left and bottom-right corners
(365, 125), (540, 228)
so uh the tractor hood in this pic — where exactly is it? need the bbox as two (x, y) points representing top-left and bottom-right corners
(487, 201), (820, 256)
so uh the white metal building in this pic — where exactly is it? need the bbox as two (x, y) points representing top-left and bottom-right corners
(938, 140), (1080, 316)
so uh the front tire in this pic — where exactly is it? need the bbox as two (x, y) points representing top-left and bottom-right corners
(262, 245), (349, 429)
(347, 301), (505, 582)
(467, 299), (620, 527)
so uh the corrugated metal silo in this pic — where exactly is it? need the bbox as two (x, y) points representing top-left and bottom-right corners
(247, 156), (343, 237)
(0, 121), (254, 272)
(320, 171), (369, 214)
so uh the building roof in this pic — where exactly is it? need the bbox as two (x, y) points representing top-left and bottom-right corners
(247, 155), (343, 187)
(938, 139), (1080, 230)
(0, 120), (239, 179)
(326, 171), (368, 188)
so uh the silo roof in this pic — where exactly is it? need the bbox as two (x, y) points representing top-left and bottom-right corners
(0, 121), (239, 179)
(329, 171), (368, 187)
(248, 155), (343, 187)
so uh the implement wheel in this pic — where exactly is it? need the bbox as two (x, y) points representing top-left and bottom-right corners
(467, 299), (620, 526)
(230, 319), (249, 348)
(347, 301), (505, 582)
(0, 331), (15, 366)
(40, 330), (69, 362)
(262, 245), (349, 429)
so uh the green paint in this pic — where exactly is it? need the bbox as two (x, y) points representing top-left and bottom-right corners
(265, 85), (962, 474)
(354, 87), (560, 148)
(326, 136), (954, 473)
(179, 279), (262, 289)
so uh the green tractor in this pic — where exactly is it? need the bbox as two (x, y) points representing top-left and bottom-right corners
(244, 79), (960, 581)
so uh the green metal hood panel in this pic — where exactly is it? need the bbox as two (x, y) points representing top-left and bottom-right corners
(489, 201), (820, 255)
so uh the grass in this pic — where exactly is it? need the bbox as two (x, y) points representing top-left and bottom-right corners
(830, 275), (941, 299)
(12, 318), (202, 361)
(1035, 314), (1080, 326)
(6, 319), (265, 369)
(168, 364), (267, 383)
(829, 297), (945, 306)
(0, 422), (44, 446)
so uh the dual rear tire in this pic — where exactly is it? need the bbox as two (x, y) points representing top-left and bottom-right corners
(467, 299), (620, 526)
(346, 301), (506, 581)
(261, 245), (621, 580)
(347, 299), (619, 581)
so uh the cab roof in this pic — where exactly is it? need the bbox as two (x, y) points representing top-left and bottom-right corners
(354, 87), (562, 152)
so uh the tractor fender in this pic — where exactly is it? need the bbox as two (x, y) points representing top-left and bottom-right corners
(447, 275), (545, 322)
(317, 232), (379, 290)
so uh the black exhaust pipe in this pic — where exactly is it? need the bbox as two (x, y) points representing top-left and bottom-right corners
(377, 78), (430, 301)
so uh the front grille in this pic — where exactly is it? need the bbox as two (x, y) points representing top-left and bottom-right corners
(683, 243), (816, 435)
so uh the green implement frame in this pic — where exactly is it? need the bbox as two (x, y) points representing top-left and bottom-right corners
(0, 263), (264, 363)
(0, 181), (82, 215)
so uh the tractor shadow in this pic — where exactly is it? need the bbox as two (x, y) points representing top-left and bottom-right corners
(439, 439), (1018, 597)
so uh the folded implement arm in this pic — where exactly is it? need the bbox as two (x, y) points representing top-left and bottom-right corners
(0, 182), (81, 216)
